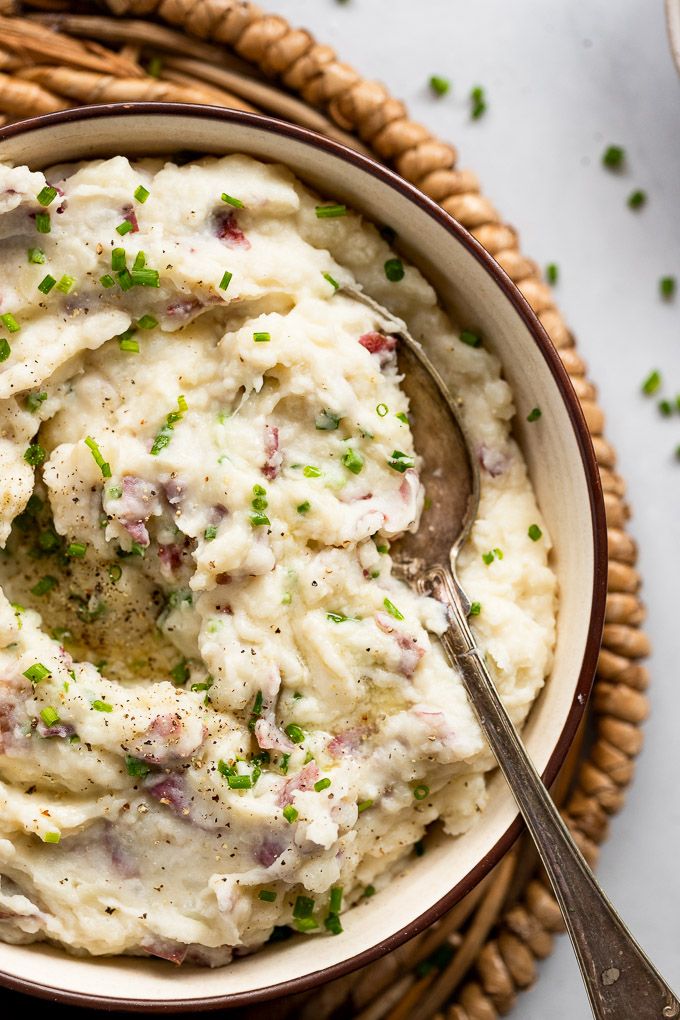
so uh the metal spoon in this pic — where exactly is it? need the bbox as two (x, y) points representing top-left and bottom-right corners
(342, 285), (680, 1020)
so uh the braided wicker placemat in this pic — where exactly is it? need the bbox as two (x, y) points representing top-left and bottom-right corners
(0, 3), (652, 1018)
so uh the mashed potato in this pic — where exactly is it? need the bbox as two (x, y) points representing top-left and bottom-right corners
(0, 154), (556, 964)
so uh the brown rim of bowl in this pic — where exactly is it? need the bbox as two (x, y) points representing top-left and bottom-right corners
(0, 103), (608, 1013)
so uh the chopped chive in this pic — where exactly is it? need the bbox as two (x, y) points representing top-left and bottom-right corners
(429, 74), (450, 96)
(92, 700), (113, 713)
(328, 887), (343, 913)
(315, 409), (341, 431)
(294, 916), (319, 932)
(627, 189), (647, 210)
(107, 484), (123, 500)
(283, 804), (299, 823)
(227, 774), (252, 789)
(40, 706), (60, 727)
(641, 370), (661, 395)
(470, 85), (487, 118)
(384, 258), (405, 282)
(363, 885), (376, 898)
(0, 338), (10, 363)
(170, 659), (189, 686)
(459, 329), (481, 348)
(322, 271), (339, 290)
(35, 212), (51, 234)
(111, 248), (126, 272)
(314, 778), (331, 792)
(31, 576), (57, 598)
(259, 890), (277, 902)
(253, 331), (271, 343)
(137, 314), (158, 329)
(659, 399), (673, 417)
(132, 251), (146, 271)
(493, 547), (504, 560)
(376, 403), (390, 418)
(150, 396), (187, 456)
(341, 448), (364, 474)
(285, 723), (305, 744)
(387, 450), (415, 473)
(395, 411), (409, 424)
(303, 465), (321, 478)
(357, 799), (373, 813)
(315, 204), (347, 218)
(1, 313), (20, 333)
(297, 501), (311, 515)
(116, 220), (133, 236)
(26, 391), (47, 413)
(27, 247), (45, 264)
(24, 443), (46, 466)
(125, 755), (151, 778)
(134, 184), (150, 204)
(99, 274), (115, 289)
(383, 597), (404, 621)
(482, 551), (495, 565)
(248, 690), (263, 732)
(117, 268), (133, 291)
(36, 185), (58, 207)
(249, 510), (270, 527)
(413, 784), (430, 801)
(546, 263), (559, 284)
(130, 268), (159, 287)
(660, 276), (676, 299)
(147, 55), (163, 78)
(528, 524), (543, 541)
(293, 895), (315, 919)
(221, 193), (244, 208)
(602, 144), (625, 169)
(204, 525), (218, 541)
(119, 337), (140, 354)
(85, 436), (112, 478)
(66, 542), (86, 558)
(469, 601), (482, 616)
(219, 270), (233, 291)
(108, 563), (122, 583)
(23, 662), (50, 684)
(43, 831), (60, 844)
(38, 274), (56, 294)
(527, 407), (542, 422)
(326, 611), (350, 623)
(55, 275), (75, 294)
(324, 913), (343, 935)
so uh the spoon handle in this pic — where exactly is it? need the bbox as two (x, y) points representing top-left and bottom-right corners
(422, 564), (680, 1020)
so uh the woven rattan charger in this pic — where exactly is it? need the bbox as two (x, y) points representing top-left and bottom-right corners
(0, 3), (652, 1018)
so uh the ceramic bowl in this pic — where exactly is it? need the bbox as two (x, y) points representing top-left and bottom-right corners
(0, 104), (607, 1011)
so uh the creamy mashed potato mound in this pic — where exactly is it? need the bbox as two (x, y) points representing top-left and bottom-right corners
(0, 154), (556, 965)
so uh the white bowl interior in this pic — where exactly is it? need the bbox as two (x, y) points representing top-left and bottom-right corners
(0, 109), (601, 1009)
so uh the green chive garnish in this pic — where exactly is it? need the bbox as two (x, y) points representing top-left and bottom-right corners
(293, 895), (315, 919)
(38, 274), (56, 294)
(627, 189), (647, 210)
(253, 331), (271, 343)
(283, 804), (298, 823)
(36, 185), (58, 207)
(130, 268), (159, 287)
(396, 411), (409, 424)
(221, 193), (244, 208)
(35, 212), (51, 234)
(26, 392), (47, 413)
(294, 917), (319, 932)
(469, 601), (482, 616)
(315, 409), (341, 431)
(40, 706), (59, 727)
(249, 510), (270, 527)
(204, 525), (217, 541)
(297, 501), (310, 515)
(24, 443), (46, 467)
(324, 914), (343, 935)
(642, 370), (661, 395)
(314, 777), (331, 792)
(117, 268), (133, 291)
(66, 542), (86, 558)
(460, 329), (481, 348)
(329, 887), (343, 913)
(1, 313), (20, 333)
(84, 436), (112, 478)
(470, 85), (487, 118)
(108, 563), (122, 583)
(147, 55), (163, 78)
(363, 885), (376, 898)
(327, 611), (350, 623)
(137, 314), (158, 330)
(43, 831), (60, 844)
(134, 184), (150, 204)
(111, 248), (126, 272)
(116, 220), (133, 236)
(527, 407), (542, 422)
(376, 403), (389, 417)
(659, 399), (673, 417)
(383, 597), (404, 621)
(387, 450), (415, 473)
(248, 690), (263, 732)
(259, 890), (277, 902)
(125, 755), (150, 778)
(546, 263), (559, 284)
(413, 784), (430, 800)
(132, 251), (146, 271)
(482, 551), (495, 565)
(341, 448), (363, 474)
(119, 336), (140, 354)
(528, 524), (542, 541)
(92, 700), (113, 713)
(660, 276), (676, 299)
(315, 204), (347, 218)
(55, 275), (75, 294)
(303, 465), (321, 478)
(0, 338), (10, 362)
(602, 145), (625, 169)
(100, 274), (115, 289)
(219, 270), (233, 291)
(384, 258), (404, 282)
(23, 662), (50, 684)
(357, 799), (373, 813)
(322, 271), (339, 290)
(285, 723), (305, 744)
(429, 75), (450, 96)
(27, 247), (45, 264)
(150, 396), (187, 456)
(31, 575), (57, 597)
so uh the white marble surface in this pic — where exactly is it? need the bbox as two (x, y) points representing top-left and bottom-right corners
(268, 1), (680, 1015)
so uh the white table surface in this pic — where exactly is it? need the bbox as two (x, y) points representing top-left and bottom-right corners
(269, 1), (680, 1015)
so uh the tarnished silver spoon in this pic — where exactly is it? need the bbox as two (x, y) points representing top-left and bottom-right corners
(342, 286), (679, 1020)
